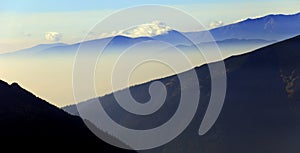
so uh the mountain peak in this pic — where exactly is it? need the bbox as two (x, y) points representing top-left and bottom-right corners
(11, 82), (21, 88)
(0, 80), (9, 87)
(0, 81), (21, 91)
(205, 12), (300, 41)
(238, 12), (300, 23)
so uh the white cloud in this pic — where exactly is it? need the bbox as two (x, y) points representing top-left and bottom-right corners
(122, 21), (172, 38)
(45, 32), (62, 41)
(209, 21), (224, 29)
(99, 21), (172, 38)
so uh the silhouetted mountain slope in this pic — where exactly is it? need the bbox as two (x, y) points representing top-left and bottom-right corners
(0, 80), (135, 152)
(64, 35), (300, 153)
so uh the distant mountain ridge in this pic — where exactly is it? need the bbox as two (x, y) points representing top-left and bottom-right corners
(0, 36), (275, 58)
(185, 12), (300, 41)
(1, 13), (299, 58)
(1, 43), (67, 57)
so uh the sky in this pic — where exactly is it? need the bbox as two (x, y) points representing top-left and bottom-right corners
(0, 0), (300, 53)
(0, 0), (300, 107)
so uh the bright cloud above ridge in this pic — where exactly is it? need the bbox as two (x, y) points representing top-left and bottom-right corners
(45, 32), (62, 42)
(99, 21), (172, 38)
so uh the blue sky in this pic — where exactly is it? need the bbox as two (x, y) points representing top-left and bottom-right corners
(0, 0), (300, 53)
(1, 0), (298, 13)
(0, 0), (229, 12)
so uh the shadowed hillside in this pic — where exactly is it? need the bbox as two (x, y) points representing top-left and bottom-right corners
(64, 35), (300, 153)
(0, 80), (135, 152)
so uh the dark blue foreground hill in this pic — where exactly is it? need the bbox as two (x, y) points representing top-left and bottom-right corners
(64, 35), (300, 153)
(0, 80), (135, 152)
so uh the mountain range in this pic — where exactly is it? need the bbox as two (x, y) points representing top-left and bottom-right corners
(1, 12), (299, 58)
(64, 35), (300, 153)
(185, 12), (300, 41)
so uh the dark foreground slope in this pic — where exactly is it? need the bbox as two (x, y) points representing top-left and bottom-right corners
(0, 80), (135, 152)
(64, 35), (300, 153)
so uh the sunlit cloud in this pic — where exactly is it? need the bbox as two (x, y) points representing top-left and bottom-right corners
(99, 30), (121, 38)
(99, 21), (172, 38)
(122, 21), (172, 37)
(45, 32), (62, 42)
(209, 21), (224, 29)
